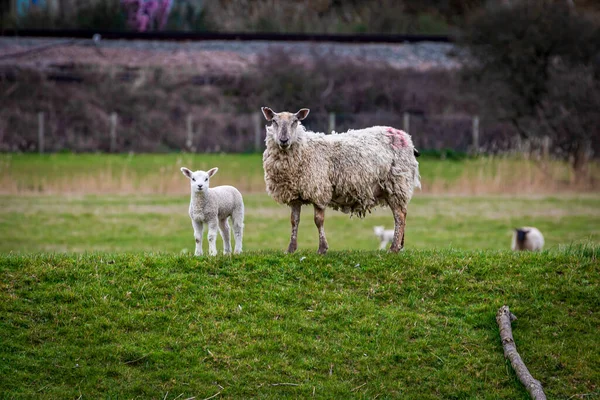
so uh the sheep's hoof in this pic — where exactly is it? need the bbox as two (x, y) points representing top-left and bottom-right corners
(388, 246), (404, 253)
(317, 247), (328, 255)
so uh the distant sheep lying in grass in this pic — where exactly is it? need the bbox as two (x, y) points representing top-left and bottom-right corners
(511, 227), (544, 251)
(261, 106), (421, 254)
(181, 167), (244, 256)
(374, 226), (395, 250)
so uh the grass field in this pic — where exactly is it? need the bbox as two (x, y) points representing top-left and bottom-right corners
(1, 250), (599, 399)
(1, 154), (599, 398)
(0, 193), (599, 254)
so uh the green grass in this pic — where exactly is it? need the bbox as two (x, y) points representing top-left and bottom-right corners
(1, 154), (599, 398)
(1, 250), (598, 399)
(0, 194), (598, 253)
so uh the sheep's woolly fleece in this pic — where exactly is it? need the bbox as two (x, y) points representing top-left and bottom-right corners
(188, 186), (244, 223)
(263, 124), (421, 217)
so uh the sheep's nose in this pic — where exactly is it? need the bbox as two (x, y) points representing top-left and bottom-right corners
(280, 138), (289, 145)
(197, 184), (203, 189)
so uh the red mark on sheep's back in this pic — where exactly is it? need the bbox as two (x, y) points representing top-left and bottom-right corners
(384, 128), (408, 149)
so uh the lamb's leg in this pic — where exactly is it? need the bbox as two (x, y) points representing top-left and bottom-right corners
(232, 210), (244, 254)
(192, 220), (204, 256)
(207, 220), (219, 256)
(379, 239), (387, 251)
(287, 203), (301, 253)
(219, 218), (231, 255)
(314, 205), (329, 255)
(389, 205), (407, 253)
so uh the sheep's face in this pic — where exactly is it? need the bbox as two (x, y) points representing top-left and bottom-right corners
(262, 107), (310, 150)
(181, 167), (218, 194)
(515, 228), (529, 243)
(373, 226), (385, 237)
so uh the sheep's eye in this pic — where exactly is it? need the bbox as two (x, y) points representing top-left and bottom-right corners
(192, 178), (195, 181)
(205, 178), (208, 182)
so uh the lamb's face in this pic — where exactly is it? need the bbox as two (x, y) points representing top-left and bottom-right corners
(181, 167), (218, 194)
(373, 226), (384, 236)
(261, 107), (310, 150)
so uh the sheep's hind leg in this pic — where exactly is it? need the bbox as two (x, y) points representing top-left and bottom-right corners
(401, 210), (406, 249)
(287, 203), (301, 254)
(314, 205), (329, 255)
(219, 218), (231, 255)
(192, 220), (204, 256)
(389, 205), (407, 253)
(232, 211), (244, 254)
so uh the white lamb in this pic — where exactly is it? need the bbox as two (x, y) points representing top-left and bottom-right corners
(374, 226), (395, 250)
(261, 106), (421, 254)
(511, 227), (544, 251)
(181, 167), (244, 256)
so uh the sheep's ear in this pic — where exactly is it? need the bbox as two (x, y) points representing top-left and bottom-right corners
(295, 108), (310, 120)
(181, 167), (193, 179)
(207, 167), (218, 178)
(261, 107), (275, 121)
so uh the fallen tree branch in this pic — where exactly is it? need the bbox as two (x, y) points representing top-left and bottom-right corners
(496, 305), (547, 400)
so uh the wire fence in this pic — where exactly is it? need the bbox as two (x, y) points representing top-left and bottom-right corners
(7, 109), (554, 157)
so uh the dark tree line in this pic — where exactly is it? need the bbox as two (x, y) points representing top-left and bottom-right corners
(461, 0), (600, 173)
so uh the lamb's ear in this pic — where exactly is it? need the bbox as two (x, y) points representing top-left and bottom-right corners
(181, 167), (193, 179)
(261, 107), (275, 121)
(295, 108), (310, 120)
(207, 167), (218, 178)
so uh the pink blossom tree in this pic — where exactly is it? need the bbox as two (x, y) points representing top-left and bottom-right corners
(121, 0), (173, 31)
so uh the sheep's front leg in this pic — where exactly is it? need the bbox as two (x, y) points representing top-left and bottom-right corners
(287, 203), (301, 253)
(219, 218), (231, 255)
(314, 206), (329, 255)
(207, 220), (219, 256)
(389, 206), (407, 253)
(192, 220), (204, 256)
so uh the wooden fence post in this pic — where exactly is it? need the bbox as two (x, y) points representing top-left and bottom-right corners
(186, 114), (194, 151)
(37, 112), (45, 154)
(542, 136), (551, 159)
(471, 115), (480, 155)
(403, 112), (410, 133)
(109, 112), (118, 153)
(253, 112), (262, 152)
(328, 112), (336, 134)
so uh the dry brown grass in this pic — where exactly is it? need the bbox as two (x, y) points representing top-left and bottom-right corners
(425, 158), (599, 195)
(0, 154), (597, 196)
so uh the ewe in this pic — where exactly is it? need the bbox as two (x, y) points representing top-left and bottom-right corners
(181, 167), (244, 256)
(261, 107), (421, 254)
(511, 227), (544, 251)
